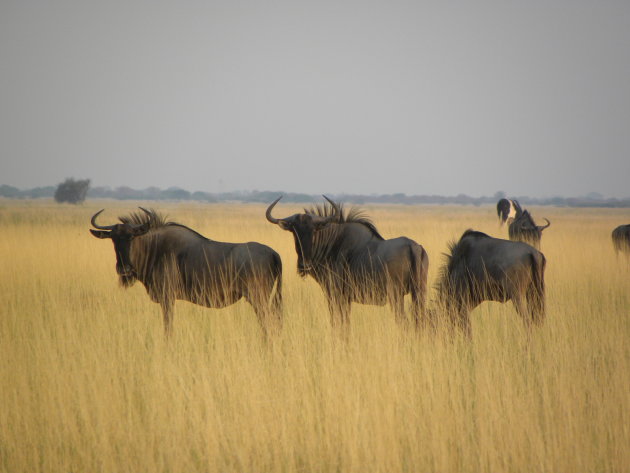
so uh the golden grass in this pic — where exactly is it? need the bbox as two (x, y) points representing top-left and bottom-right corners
(0, 200), (628, 472)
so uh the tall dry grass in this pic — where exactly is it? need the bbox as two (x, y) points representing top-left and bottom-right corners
(0, 200), (628, 472)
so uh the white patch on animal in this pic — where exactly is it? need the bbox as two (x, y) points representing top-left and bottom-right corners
(507, 201), (518, 222)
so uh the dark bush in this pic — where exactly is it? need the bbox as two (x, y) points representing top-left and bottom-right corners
(54, 178), (90, 204)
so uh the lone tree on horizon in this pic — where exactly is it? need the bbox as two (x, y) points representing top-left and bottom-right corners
(54, 178), (90, 204)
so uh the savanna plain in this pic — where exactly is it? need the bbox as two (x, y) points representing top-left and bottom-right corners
(0, 200), (628, 473)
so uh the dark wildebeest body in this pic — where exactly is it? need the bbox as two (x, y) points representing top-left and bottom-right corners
(496, 198), (522, 225)
(266, 196), (429, 328)
(508, 209), (550, 249)
(612, 224), (630, 255)
(436, 230), (546, 337)
(90, 209), (282, 335)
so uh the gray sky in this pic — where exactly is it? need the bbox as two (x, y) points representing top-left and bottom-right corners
(1, 0), (629, 197)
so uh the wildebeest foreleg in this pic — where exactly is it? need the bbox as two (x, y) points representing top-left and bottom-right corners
(512, 295), (534, 333)
(447, 304), (472, 339)
(160, 300), (174, 337)
(389, 293), (405, 325)
(327, 296), (350, 331)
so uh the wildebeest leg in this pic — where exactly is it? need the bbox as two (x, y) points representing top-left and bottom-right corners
(448, 303), (471, 339)
(252, 305), (271, 339)
(160, 299), (174, 337)
(390, 293), (405, 325)
(246, 286), (281, 339)
(327, 296), (351, 332)
(512, 295), (533, 333)
(410, 291), (424, 331)
(528, 295), (545, 327)
(458, 308), (472, 339)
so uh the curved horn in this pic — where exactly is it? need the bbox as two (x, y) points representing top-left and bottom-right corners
(538, 218), (551, 231)
(138, 206), (152, 217)
(90, 209), (116, 230)
(265, 196), (283, 224)
(137, 207), (153, 226)
(322, 195), (341, 221)
(513, 200), (523, 216)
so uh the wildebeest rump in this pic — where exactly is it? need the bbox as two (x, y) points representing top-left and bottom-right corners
(90, 208), (282, 335)
(496, 198), (522, 225)
(436, 230), (546, 337)
(508, 209), (550, 248)
(612, 224), (630, 255)
(266, 196), (429, 328)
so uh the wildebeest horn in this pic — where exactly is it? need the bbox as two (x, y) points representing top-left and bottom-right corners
(90, 209), (116, 230)
(538, 218), (551, 231)
(265, 196), (283, 224)
(138, 207), (152, 217)
(138, 207), (154, 224)
(322, 195), (340, 222)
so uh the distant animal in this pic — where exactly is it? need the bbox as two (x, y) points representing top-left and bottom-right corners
(265, 196), (429, 329)
(436, 230), (546, 337)
(496, 198), (522, 225)
(90, 208), (282, 336)
(612, 224), (630, 255)
(508, 209), (550, 248)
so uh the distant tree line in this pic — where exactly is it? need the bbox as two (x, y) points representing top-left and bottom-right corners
(1, 183), (630, 208)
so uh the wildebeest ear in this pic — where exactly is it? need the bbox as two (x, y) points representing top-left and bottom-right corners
(278, 220), (291, 230)
(90, 229), (111, 239)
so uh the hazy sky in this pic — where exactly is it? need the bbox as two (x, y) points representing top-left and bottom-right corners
(1, 1), (629, 197)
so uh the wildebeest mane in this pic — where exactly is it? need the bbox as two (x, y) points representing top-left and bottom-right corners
(305, 201), (384, 240)
(119, 209), (210, 240)
(515, 210), (535, 227)
(119, 208), (167, 228)
(435, 229), (490, 293)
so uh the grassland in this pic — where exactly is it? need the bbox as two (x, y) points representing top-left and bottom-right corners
(0, 200), (628, 473)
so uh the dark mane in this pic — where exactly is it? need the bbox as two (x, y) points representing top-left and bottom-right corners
(119, 209), (210, 240)
(305, 200), (384, 240)
(514, 210), (536, 226)
(436, 229), (489, 293)
(119, 208), (168, 228)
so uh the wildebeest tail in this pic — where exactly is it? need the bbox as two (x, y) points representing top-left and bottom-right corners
(271, 251), (283, 316)
(409, 243), (429, 327)
(528, 252), (546, 325)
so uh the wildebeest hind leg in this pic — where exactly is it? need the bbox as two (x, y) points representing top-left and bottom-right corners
(512, 295), (533, 333)
(327, 297), (350, 332)
(246, 289), (277, 339)
(389, 293), (405, 325)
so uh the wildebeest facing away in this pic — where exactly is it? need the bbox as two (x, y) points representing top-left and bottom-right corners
(90, 208), (282, 336)
(612, 224), (630, 255)
(496, 198), (522, 225)
(508, 209), (550, 248)
(436, 230), (546, 337)
(266, 196), (429, 328)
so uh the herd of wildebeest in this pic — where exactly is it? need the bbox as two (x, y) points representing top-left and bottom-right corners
(89, 197), (630, 338)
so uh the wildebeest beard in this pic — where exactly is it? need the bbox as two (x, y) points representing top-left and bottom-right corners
(119, 272), (137, 287)
(297, 262), (309, 278)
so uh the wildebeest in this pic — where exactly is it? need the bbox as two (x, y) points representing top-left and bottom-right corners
(508, 209), (550, 248)
(496, 198), (522, 225)
(265, 196), (429, 328)
(436, 230), (546, 337)
(612, 224), (630, 255)
(90, 208), (282, 336)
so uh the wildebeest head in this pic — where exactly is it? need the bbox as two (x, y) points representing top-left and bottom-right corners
(90, 207), (152, 286)
(266, 195), (339, 275)
(508, 210), (550, 248)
